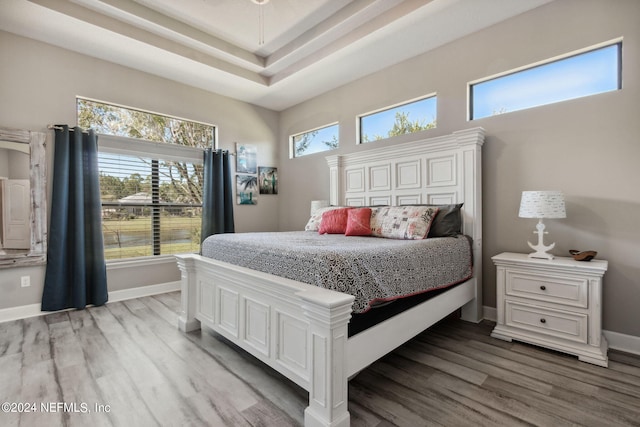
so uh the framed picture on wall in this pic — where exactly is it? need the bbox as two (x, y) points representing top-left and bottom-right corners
(258, 167), (278, 195)
(236, 143), (257, 174)
(236, 174), (258, 205)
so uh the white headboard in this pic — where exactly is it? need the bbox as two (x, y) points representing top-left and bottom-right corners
(325, 127), (485, 321)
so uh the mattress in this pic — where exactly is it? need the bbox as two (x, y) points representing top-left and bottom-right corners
(201, 231), (473, 314)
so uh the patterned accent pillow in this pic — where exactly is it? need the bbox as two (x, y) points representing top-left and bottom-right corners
(370, 206), (440, 239)
(318, 208), (351, 234)
(305, 206), (345, 231)
(400, 203), (464, 237)
(345, 208), (372, 236)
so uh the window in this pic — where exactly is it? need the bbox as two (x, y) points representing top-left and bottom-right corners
(77, 98), (215, 260)
(359, 95), (436, 143)
(97, 153), (203, 259)
(291, 123), (339, 158)
(470, 41), (622, 120)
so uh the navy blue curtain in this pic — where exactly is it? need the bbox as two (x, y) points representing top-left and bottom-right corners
(42, 126), (108, 311)
(200, 148), (234, 248)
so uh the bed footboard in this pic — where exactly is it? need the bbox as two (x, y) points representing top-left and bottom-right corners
(176, 253), (354, 427)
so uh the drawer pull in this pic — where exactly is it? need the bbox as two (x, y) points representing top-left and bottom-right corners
(540, 285), (546, 291)
(540, 318), (547, 324)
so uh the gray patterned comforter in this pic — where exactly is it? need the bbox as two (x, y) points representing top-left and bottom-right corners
(201, 231), (473, 313)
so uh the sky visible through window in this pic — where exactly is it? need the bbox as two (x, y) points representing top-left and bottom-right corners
(360, 96), (436, 142)
(292, 124), (339, 157)
(471, 43), (620, 119)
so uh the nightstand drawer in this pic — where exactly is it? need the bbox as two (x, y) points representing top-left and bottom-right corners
(506, 270), (588, 308)
(505, 301), (588, 344)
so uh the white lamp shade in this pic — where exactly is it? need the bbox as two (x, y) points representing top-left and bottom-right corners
(310, 200), (329, 215)
(518, 191), (566, 219)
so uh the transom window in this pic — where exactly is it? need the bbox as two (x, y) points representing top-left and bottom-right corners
(77, 98), (215, 260)
(359, 95), (437, 143)
(291, 123), (339, 158)
(469, 41), (622, 120)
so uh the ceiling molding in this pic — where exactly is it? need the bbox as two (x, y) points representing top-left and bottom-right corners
(265, 0), (402, 71)
(28, 0), (268, 84)
(73, 0), (266, 69)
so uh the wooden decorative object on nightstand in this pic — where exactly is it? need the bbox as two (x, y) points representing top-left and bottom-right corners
(491, 252), (609, 367)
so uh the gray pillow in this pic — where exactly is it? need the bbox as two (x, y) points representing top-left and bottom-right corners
(427, 203), (463, 237)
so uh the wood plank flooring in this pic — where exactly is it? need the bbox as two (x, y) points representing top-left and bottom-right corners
(1, 291), (639, 426)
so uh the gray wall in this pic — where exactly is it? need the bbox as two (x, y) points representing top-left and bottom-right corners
(0, 31), (280, 310)
(1, 0), (638, 340)
(279, 0), (640, 337)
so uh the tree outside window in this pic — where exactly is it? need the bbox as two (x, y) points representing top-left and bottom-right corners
(360, 96), (436, 143)
(291, 123), (339, 158)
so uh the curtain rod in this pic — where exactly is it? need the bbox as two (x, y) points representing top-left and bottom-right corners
(47, 124), (234, 155)
(47, 124), (88, 133)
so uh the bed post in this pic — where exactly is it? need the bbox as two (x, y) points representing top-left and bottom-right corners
(326, 155), (342, 206)
(300, 289), (354, 427)
(175, 254), (201, 332)
(455, 128), (484, 323)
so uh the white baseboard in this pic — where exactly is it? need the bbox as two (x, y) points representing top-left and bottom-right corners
(482, 305), (640, 357)
(108, 281), (180, 303)
(0, 281), (180, 324)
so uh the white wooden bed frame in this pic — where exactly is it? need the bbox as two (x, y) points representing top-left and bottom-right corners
(177, 127), (485, 427)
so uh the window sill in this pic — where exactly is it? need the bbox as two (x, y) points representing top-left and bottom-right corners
(106, 254), (195, 270)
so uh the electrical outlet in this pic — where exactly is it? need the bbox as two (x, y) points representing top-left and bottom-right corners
(20, 276), (30, 288)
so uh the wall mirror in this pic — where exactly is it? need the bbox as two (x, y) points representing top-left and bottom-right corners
(0, 126), (47, 268)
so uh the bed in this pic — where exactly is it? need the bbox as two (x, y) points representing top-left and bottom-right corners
(176, 127), (484, 427)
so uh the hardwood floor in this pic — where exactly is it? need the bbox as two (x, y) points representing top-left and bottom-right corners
(1, 291), (639, 426)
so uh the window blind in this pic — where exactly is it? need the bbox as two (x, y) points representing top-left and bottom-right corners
(98, 151), (202, 260)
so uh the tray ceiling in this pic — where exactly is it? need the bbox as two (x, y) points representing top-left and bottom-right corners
(0, 0), (553, 110)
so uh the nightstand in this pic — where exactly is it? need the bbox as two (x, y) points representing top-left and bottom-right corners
(491, 252), (609, 367)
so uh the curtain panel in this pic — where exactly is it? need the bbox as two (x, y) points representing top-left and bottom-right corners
(200, 148), (234, 247)
(42, 126), (108, 311)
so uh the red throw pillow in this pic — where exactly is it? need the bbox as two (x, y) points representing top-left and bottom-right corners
(318, 208), (351, 234)
(345, 208), (372, 236)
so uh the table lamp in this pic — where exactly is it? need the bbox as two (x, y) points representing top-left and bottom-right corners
(518, 191), (566, 259)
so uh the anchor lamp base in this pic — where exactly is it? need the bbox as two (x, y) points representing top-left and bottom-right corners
(527, 245), (556, 260)
(527, 219), (556, 260)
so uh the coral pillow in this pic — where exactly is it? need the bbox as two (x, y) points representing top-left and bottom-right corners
(305, 206), (344, 231)
(345, 208), (372, 236)
(318, 208), (351, 234)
